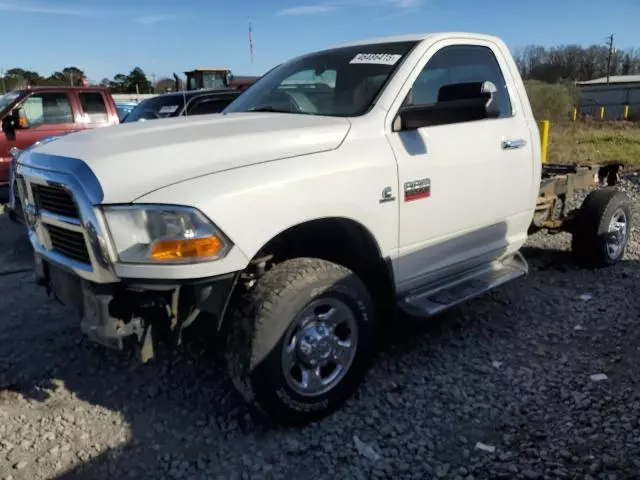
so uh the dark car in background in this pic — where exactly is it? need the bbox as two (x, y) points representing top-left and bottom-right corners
(123, 88), (240, 123)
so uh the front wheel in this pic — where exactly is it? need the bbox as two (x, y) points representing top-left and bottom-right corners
(224, 258), (377, 425)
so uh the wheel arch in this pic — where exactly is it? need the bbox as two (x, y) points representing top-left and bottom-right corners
(219, 216), (397, 331)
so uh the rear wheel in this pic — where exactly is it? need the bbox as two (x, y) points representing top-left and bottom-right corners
(224, 258), (377, 425)
(571, 189), (632, 268)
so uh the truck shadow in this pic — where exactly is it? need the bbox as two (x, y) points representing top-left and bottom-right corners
(0, 207), (33, 275)
(1, 216), (638, 478)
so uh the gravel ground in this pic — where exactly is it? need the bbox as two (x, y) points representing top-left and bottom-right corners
(1, 177), (640, 480)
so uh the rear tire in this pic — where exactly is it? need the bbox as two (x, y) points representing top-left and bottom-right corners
(224, 258), (377, 425)
(571, 189), (632, 268)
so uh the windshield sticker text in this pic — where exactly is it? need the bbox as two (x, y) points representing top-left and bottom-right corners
(349, 53), (402, 66)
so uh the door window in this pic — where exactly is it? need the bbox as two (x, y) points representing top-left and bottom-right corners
(21, 93), (74, 125)
(408, 44), (513, 119)
(78, 92), (109, 123)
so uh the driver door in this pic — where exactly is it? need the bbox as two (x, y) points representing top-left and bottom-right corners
(5, 91), (80, 152)
(386, 40), (534, 292)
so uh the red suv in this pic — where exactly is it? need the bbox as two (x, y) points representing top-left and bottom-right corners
(0, 86), (119, 188)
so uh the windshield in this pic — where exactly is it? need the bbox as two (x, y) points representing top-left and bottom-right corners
(0, 91), (22, 115)
(116, 104), (136, 122)
(224, 41), (418, 117)
(123, 95), (186, 122)
(195, 72), (228, 90)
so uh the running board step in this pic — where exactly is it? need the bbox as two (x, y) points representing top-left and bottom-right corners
(399, 252), (529, 317)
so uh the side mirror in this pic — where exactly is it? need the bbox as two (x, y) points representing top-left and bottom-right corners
(10, 108), (29, 129)
(393, 80), (500, 131)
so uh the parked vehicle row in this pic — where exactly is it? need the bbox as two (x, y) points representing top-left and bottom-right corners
(4, 86), (243, 220)
(122, 88), (240, 123)
(0, 86), (119, 188)
(2, 85), (246, 187)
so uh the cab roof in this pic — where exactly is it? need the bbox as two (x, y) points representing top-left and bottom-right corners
(330, 32), (501, 48)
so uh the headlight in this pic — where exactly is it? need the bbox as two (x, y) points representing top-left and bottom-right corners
(102, 205), (232, 264)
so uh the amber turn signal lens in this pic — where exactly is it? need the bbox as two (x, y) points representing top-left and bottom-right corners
(151, 236), (222, 260)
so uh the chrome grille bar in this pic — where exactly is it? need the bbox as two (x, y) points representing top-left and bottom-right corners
(32, 184), (80, 219)
(15, 154), (119, 284)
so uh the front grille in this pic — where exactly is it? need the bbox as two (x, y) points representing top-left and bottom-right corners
(46, 224), (91, 264)
(33, 184), (79, 219)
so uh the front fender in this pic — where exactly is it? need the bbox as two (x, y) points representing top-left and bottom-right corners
(136, 142), (399, 278)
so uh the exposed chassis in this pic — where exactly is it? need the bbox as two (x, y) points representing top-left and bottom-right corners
(532, 163), (622, 232)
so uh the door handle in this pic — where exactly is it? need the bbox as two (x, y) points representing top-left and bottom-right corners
(502, 138), (527, 150)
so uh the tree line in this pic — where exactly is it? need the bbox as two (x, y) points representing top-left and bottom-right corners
(0, 66), (175, 94)
(514, 43), (640, 83)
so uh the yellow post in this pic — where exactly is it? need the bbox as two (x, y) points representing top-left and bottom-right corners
(572, 106), (577, 122)
(599, 106), (605, 120)
(540, 120), (550, 163)
(623, 105), (629, 120)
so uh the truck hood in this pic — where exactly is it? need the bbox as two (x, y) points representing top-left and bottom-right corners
(27, 112), (351, 203)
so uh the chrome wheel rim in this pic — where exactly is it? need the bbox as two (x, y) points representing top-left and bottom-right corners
(606, 208), (628, 258)
(281, 297), (358, 397)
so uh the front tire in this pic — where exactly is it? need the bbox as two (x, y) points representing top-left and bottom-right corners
(225, 258), (376, 425)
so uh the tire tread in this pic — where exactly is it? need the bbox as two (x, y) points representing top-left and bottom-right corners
(224, 257), (372, 423)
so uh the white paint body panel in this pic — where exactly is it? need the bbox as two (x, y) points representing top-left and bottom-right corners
(138, 118), (400, 276)
(31, 32), (541, 284)
(33, 113), (352, 204)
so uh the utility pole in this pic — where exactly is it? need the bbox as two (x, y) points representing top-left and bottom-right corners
(248, 19), (254, 75)
(606, 33), (614, 85)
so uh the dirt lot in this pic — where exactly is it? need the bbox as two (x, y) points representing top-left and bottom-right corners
(1, 179), (640, 480)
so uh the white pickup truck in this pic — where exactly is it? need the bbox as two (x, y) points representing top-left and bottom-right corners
(14, 32), (631, 424)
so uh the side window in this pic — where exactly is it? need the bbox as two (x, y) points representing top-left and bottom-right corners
(78, 92), (109, 123)
(187, 97), (234, 116)
(408, 45), (512, 118)
(21, 93), (74, 125)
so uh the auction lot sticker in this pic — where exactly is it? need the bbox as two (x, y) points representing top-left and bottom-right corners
(349, 53), (402, 65)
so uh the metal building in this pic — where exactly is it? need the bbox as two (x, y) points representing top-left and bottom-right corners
(576, 75), (640, 120)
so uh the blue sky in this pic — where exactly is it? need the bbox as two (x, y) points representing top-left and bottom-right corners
(0, 0), (637, 82)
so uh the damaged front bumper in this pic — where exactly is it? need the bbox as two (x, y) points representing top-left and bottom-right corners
(17, 152), (242, 362)
(35, 251), (237, 361)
